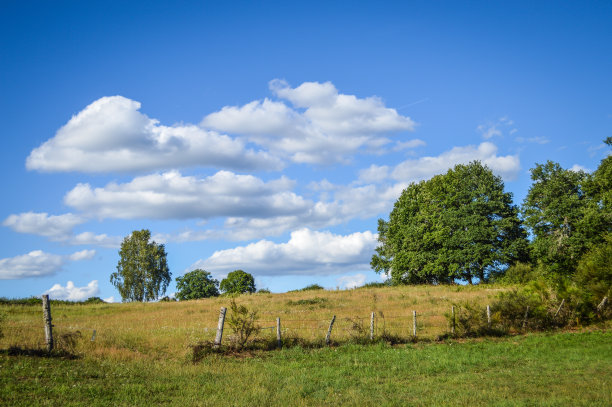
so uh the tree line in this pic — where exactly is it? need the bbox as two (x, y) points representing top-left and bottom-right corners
(110, 138), (610, 302)
(372, 137), (610, 287)
(110, 229), (257, 302)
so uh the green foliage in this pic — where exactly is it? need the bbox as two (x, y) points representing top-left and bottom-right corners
(289, 283), (324, 292)
(373, 161), (528, 284)
(175, 269), (219, 301)
(492, 262), (541, 285)
(226, 299), (260, 349)
(0, 310), (5, 339)
(83, 297), (105, 304)
(110, 229), (171, 302)
(522, 161), (605, 276)
(357, 280), (392, 289)
(219, 270), (256, 294)
(256, 288), (271, 294)
(574, 234), (612, 307)
(286, 297), (328, 307)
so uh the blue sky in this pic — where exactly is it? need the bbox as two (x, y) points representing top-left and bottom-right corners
(1, 1), (610, 301)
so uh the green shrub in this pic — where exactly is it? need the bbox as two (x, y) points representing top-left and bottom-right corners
(289, 284), (324, 292)
(226, 300), (260, 350)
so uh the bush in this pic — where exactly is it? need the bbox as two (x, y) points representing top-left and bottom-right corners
(226, 300), (260, 350)
(574, 234), (612, 305)
(289, 284), (324, 292)
(493, 262), (541, 285)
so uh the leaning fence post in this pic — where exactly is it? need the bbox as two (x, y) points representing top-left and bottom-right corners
(522, 306), (530, 331)
(451, 306), (456, 335)
(486, 305), (491, 329)
(554, 299), (565, 319)
(276, 317), (282, 349)
(412, 310), (417, 338)
(42, 295), (53, 352)
(214, 307), (227, 349)
(325, 315), (336, 345)
(370, 312), (375, 340)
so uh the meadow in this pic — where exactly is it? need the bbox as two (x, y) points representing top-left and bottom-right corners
(1, 285), (610, 406)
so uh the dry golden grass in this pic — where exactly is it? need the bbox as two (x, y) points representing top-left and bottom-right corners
(0, 285), (507, 361)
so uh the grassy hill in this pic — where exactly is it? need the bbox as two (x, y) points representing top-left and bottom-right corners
(1, 285), (611, 406)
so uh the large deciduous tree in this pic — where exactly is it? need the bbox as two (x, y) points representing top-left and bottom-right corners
(110, 229), (171, 302)
(522, 140), (611, 277)
(175, 269), (219, 300)
(372, 161), (528, 284)
(220, 270), (256, 294)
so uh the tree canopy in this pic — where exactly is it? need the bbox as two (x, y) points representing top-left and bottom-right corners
(372, 161), (528, 284)
(175, 269), (219, 300)
(220, 270), (256, 294)
(110, 229), (171, 302)
(521, 141), (611, 277)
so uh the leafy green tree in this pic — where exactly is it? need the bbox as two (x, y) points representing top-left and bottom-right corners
(110, 229), (171, 302)
(521, 159), (610, 277)
(175, 269), (219, 300)
(219, 270), (256, 294)
(372, 161), (528, 284)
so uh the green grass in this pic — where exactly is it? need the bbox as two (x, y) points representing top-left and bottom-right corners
(1, 331), (610, 406)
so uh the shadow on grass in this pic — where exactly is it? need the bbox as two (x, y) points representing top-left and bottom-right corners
(1, 346), (81, 359)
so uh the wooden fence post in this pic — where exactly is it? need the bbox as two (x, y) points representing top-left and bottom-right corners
(412, 310), (417, 338)
(370, 312), (375, 341)
(42, 295), (53, 352)
(451, 306), (456, 335)
(597, 296), (608, 312)
(486, 305), (491, 329)
(276, 317), (282, 349)
(554, 299), (565, 319)
(325, 315), (336, 345)
(214, 307), (227, 349)
(522, 306), (530, 331)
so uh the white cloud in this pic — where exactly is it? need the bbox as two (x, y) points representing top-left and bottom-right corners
(392, 142), (520, 182)
(27, 96), (281, 173)
(337, 273), (367, 289)
(190, 228), (378, 276)
(3, 212), (85, 241)
(45, 280), (100, 301)
(71, 232), (122, 248)
(2, 212), (122, 248)
(64, 170), (309, 220)
(0, 249), (96, 279)
(103, 296), (116, 303)
(569, 164), (590, 173)
(393, 138), (426, 151)
(477, 117), (516, 140)
(69, 249), (96, 261)
(358, 165), (391, 184)
(202, 80), (416, 164)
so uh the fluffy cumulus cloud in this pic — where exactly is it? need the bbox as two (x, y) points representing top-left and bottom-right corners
(3, 212), (85, 241)
(190, 228), (378, 275)
(45, 280), (99, 301)
(2, 212), (122, 247)
(0, 249), (96, 279)
(392, 142), (520, 182)
(26, 96), (281, 173)
(337, 273), (367, 289)
(64, 170), (311, 220)
(202, 79), (416, 164)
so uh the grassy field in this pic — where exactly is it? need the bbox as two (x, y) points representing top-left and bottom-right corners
(1, 286), (611, 406)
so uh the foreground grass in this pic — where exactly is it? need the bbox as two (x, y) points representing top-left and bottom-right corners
(1, 331), (610, 406)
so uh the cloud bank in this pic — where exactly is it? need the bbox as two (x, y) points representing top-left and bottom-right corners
(0, 249), (95, 279)
(45, 280), (100, 301)
(27, 96), (281, 173)
(190, 228), (378, 276)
